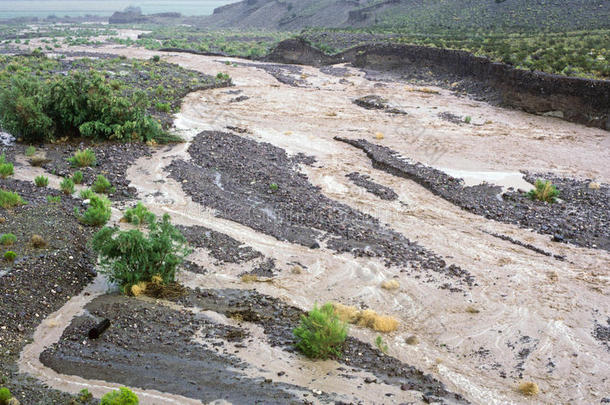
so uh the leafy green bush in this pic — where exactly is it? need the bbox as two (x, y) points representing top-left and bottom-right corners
(0, 233), (16, 246)
(0, 153), (13, 179)
(527, 179), (560, 203)
(293, 302), (348, 359)
(100, 387), (139, 405)
(25, 145), (36, 156)
(72, 170), (84, 184)
(34, 175), (49, 187)
(269, 183), (279, 192)
(151, 55), (160, 62)
(76, 194), (111, 226)
(0, 189), (25, 208)
(68, 149), (96, 167)
(123, 202), (156, 226)
(3, 251), (16, 262)
(91, 214), (190, 290)
(79, 188), (95, 199)
(0, 163), (13, 179)
(60, 177), (75, 195)
(46, 195), (61, 204)
(92, 175), (114, 194)
(0, 387), (11, 403)
(216, 72), (231, 81)
(0, 71), (167, 143)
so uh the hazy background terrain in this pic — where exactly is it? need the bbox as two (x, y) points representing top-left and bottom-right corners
(1, 0), (238, 18)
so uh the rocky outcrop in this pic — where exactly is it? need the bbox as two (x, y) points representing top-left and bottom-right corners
(266, 39), (610, 130)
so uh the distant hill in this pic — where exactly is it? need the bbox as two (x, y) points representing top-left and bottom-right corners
(200, 0), (610, 31)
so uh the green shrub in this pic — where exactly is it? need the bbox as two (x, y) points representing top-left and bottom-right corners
(32, 175), (48, 188)
(216, 72), (231, 81)
(25, 145), (36, 156)
(0, 155), (13, 178)
(0, 189), (25, 208)
(464, 116), (472, 124)
(46, 195), (61, 204)
(123, 202), (155, 226)
(0, 387), (11, 403)
(293, 302), (348, 359)
(92, 175), (114, 194)
(3, 251), (16, 262)
(151, 55), (160, 62)
(79, 188), (95, 199)
(100, 387), (139, 405)
(76, 194), (111, 226)
(78, 388), (93, 402)
(60, 177), (75, 195)
(91, 214), (190, 290)
(68, 149), (96, 167)
(269, 183), (279, 192)
(155, 102), (171, 113)
(375, 335), (388, 353)
(0, 233), (16, 246)
(527, 179), (560, 203)
(72, 170), (84, 184)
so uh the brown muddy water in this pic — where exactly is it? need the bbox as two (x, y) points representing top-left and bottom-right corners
(11, 35), (610, 404)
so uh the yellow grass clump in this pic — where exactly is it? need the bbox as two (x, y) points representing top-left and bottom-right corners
(332, 303), (360, 323)
(332, 303), (399, 333)
(130, 282), (148, 297)
(380, 279), (400, 290)
(241, 274), (259, 283)
(374, 132), (384, 140)
(151, 274), (163, 285)
(517, 381), (539, 396)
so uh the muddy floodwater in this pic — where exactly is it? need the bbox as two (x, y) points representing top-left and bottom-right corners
(10, 36), (610, 404)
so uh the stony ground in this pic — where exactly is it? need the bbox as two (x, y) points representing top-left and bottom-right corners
(0, 35), (608, 405)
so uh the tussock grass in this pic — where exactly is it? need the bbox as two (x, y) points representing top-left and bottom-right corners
(380, 279), (400, 290)
(517, 381), (539, 396)
(332, 303), (399, 332)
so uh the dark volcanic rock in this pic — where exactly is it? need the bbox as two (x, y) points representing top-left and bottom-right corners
(167, 131), (474, 287)
(336, 137), (610, 251)
(346, 172), (398, 201)
(353, 95), (407, 115)
(177, 224), (263, 263)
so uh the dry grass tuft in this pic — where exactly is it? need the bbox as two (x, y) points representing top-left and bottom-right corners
(241, 274), (259, 283)
(30, 234), (47, 248)
(333, 303), (399, 332)
(333, 303), (361, 323)
(130, 282), (148, 297)
(145, 281), (187, 299)
(28, 155), (50, 167)
(405, 335), (419, 345)
(465, 306), (480, 314)
(291, 265), (303, 274)
(517, 381), (539, 396)
(380, 279), (399, 290)
(374, 132), (384, 140)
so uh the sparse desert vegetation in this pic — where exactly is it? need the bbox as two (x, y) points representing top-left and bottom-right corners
(293, 302), (348, 359)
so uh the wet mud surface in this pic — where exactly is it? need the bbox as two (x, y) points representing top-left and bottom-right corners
(176, 288), (468, 404)
(346, 172), (398, 201)
(41, 294), (329, 404)
(337, 137), (610, 251)
(167, 131), (474, 289)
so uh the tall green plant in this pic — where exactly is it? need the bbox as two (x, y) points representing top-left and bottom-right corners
(91, 214), (191, 291)
(293, 303), (348, 359)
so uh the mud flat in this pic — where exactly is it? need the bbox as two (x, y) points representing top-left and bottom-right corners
(167, 130), (474, 289)
(336, 137), (610, 251)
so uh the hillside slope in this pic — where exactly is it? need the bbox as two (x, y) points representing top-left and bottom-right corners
(202, 0), (610, 31)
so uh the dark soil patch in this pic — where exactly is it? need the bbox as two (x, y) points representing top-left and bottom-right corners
(336, 137), (610, 251)
(439, 111), (465, 125)
(39, 142), (151, 200)
(0, 178), (97, 404)
(593, 317), (610, 351)
(346, 172), (398, 201)
(177, 224), (263, 264)
(40, 294), (333, 404)
(167, 131), (474, 289)
(353, 95), (407, 115)
(176, 287), (469, 404)
(234, 62), (307, 87)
